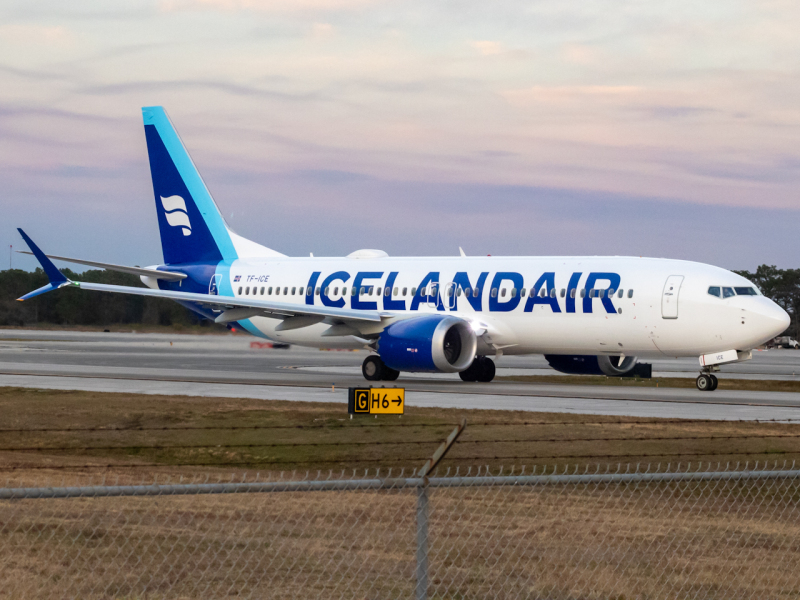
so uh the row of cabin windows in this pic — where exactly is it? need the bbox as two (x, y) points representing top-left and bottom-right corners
(237, 284), (635, 300)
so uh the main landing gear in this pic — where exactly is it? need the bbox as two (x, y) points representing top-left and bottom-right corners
(362, 355), (400, 382)
(459, 356), (496, 383)
(696, 373), (719, 392)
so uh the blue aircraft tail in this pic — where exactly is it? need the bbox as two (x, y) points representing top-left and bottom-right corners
(142, 106), (240, 265)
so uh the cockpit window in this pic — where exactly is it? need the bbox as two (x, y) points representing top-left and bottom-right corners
(722, 287), (735, 298)
(734, 287), (757, 296)
(708, 286), (721, 298)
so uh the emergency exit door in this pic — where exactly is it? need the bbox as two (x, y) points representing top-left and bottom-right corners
(661, 275), (684, 319)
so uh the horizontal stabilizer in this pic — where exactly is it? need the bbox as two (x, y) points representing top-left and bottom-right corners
(17, 251), (186, 281)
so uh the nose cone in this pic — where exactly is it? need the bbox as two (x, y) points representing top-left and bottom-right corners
(752, 298), (791, 342)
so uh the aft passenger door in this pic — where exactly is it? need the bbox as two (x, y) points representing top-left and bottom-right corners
(661, 275), (684, 319)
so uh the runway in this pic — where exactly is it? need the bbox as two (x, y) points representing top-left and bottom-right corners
(2, 329), (800, 421)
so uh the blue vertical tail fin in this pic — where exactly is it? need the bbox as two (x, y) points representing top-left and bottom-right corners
(142, 107), (283, 265)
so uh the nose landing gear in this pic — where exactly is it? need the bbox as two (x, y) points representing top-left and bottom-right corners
(696, 372), (719, 391)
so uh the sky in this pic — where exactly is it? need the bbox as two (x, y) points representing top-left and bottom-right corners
(2, 0), (800, 272)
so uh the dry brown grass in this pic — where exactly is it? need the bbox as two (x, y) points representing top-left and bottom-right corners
(1, 386), (800, 479)
(1, 387), (800, 598)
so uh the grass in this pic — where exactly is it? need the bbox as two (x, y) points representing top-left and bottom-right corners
(1, 386), (800, 478)
(1, 387), (800, 598)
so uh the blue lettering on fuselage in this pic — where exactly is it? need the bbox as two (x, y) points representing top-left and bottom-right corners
(451, 271), (488, 312)
(410, 272), (444, 311)
(320, 271), (350, 308)
(583, 272), (621, 314)
(488, 272), (524, 312)
(523, 272), (561, 313)
(383, 272), (406, 310)
(303, 270), (621, 314)
(352, 272), (383, 310)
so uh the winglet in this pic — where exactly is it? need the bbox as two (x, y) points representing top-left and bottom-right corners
(16, 229), (71, 301)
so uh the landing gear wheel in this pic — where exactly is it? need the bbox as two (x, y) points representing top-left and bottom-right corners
(477, 357), (496, 383)
(362, 355), (385, 381)
(382, 366), (400, 381)
(459, 359), (481, 382)
(709, 374), (718, 391)
(696, 374), (712, 391)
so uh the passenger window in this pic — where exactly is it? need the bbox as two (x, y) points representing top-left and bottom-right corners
(283, 287), (288, 295)
(464, 287), (471, 296)
(473, 288), (480, 297)
(580, 289), (586, 298)
(617, 289), (623, 298)
(501, 289), (506, 297)
(245, 287), (250, 295)
(238, 287), (242, 295)
(722, 287), (735, 298)
(342, 287), (347, 295)
(456, 287), (462, 297)
(550, 288), (556, 298)
(627, 290), (633, 299)
(491, 288), (498, 298)
(324, 287), (330, 296)
(570, 289), (576, 299)
(520, 288), (526, 297)
(734, 287), (757, 296)
(511, 288), (517, 298)
(351, 287), (357, 296)
(540, 288), (546, 298)
(411, 287), (417, 296)
(298, 287), (303, 295)
(708, 286), (721, 298)
(402, 287), (407, 296)
(291, 287), (296, 295)
(261, 287), (265, 295)
(307, 287), (312, 296)
(608, 289), (615, 297)
(394, 287), (399, 296)
(560, 289), (565, 298)
(385, 287), (391, 297)
(376, 287), (382, 296)
(269, 287), (273, 295)
(315, 287), (320, 295)
(276, 287), (280, 295)
(333, 287), (338, 295)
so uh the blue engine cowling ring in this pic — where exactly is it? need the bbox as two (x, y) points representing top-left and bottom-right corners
(377, 315), (477, 373)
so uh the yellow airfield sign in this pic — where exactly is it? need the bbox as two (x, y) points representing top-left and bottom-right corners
(348, 387), (405, 415)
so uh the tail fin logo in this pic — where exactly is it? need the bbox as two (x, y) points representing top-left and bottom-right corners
(160, 195), (192, 236)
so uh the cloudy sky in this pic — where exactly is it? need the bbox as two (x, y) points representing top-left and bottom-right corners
(2, 0), (800, 271)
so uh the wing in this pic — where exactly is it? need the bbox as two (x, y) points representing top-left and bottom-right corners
(16, 251), (187, 281)
(16, 229), (384, 331)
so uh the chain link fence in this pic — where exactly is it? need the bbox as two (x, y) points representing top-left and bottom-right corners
(1, 462), (799, 598)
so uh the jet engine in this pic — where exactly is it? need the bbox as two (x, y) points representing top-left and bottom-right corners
(544, 354), (642, 377)
(377, 315), (477, 373)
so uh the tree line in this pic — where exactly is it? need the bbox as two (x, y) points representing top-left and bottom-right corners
(1, 266), (797, 338)
(0, 269), (204, 329)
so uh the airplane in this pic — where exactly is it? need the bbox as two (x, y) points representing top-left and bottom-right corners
(16, 106), (790, 392)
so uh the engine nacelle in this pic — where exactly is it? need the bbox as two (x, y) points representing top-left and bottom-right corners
(377, 315), (477, 373)
(544, 354), (639, 377)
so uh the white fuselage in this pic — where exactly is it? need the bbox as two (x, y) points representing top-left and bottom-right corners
(203, 255), (789, 358)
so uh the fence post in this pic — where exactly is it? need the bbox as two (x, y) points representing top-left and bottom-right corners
(416, 484), (429, 600)
(414, 418), (466, 600)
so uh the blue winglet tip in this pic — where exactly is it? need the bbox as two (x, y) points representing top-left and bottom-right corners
(16, 228), (69, 290)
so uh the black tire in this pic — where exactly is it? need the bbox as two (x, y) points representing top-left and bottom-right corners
(383, 366), (400, 381)
(362, 355), (384, 381)
(477, 357), (496, 383)
(696, 374), (711, 391)
(709, 374), (718, 391)
(459, 359), (480, 382)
